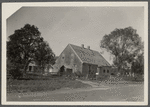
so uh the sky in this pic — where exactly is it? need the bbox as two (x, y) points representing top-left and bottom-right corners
(7, 7), (144, 64)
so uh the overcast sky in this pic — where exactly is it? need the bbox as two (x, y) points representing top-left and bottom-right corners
(7, 7), (144, 64)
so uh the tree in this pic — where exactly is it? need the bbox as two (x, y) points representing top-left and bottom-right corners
(131, 52), (144, 75)
(35, 41), (55, 73)
(7, 24), (55, 77)
(100, 27), (143, 74)
(7, 24), (41, 72)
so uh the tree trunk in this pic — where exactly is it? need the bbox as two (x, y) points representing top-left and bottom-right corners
(23, 59), (31, 74)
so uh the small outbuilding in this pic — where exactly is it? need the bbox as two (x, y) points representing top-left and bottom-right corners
(26, 61), (54, 75)
(27, 61), (37, 72)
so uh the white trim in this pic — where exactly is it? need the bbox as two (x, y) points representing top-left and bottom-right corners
(69, 44), (83, 64)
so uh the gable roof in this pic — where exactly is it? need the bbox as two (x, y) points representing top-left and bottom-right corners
(69, 44), (110, 66)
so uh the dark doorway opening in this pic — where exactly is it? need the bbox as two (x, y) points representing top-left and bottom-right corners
(29, 66), (32, 71)
(59, 65), (65, 76)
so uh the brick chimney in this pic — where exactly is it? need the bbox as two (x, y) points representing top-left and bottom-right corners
(81, 44), (84, 48)
(87, 46), (90, 49)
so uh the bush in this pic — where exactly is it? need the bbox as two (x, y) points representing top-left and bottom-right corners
(9, 68), (23, 79)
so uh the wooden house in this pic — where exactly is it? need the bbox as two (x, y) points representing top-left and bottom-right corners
(53, 44), (112, 79)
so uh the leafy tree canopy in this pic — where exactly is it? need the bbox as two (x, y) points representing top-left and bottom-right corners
(100, 27), (143, 73)
(7, 24), (55, 75)
(35, 40), (55, 72)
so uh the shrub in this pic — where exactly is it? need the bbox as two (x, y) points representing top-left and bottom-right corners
(9, 68), (23, 79)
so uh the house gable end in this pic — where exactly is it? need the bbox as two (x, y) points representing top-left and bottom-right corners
(68, 44), (83, 64)
(54, 44), (83, 70)
(55, 44), (70, 64)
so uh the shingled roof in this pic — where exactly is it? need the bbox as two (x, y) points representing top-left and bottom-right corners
(69, 44), (110, 67)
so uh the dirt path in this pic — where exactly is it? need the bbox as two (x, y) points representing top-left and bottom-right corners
(7, 79), (144, 101)
(76, 79), (143, 88)
(76, 79), (109, 88)
(7, 83), (144, 101)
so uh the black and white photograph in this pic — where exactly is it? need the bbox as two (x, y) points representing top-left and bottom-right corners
(2, 2), (148, 105)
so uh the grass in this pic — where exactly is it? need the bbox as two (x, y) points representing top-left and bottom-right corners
(7, 76), (91, 93)
(90, 74), (144, 86)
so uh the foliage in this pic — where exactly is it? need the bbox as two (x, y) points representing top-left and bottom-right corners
(35, 40), (55, 73)
(100, 27), (143, 74)
(8, 68), (23, 79)
(7, 24), (41, 71)
(131, 53), (144, 74)
(7, 24), (56, 77)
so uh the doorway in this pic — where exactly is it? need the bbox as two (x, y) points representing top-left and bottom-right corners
(59, 65), (65, 76)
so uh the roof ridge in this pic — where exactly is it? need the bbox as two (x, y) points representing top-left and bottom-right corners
(69, 43), (98, 52)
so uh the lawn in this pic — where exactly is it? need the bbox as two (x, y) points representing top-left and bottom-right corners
(7, 76), (91, 93)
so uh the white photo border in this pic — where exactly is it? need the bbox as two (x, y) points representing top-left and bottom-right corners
(2, 2), (148, 105)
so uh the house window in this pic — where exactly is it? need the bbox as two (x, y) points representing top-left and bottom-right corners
(103, 70), (105, 73)
(107, 70), (109, 73)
